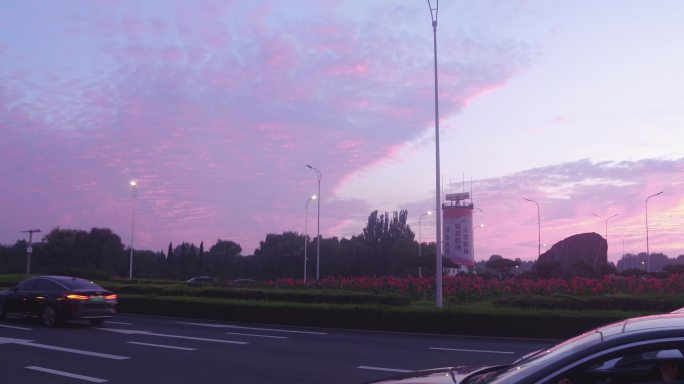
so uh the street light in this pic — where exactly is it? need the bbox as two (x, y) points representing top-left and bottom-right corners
(645, 191), (664, 272)
(306, 165), (321, 280)
(523, 198), (541, 258)
(418, 211), (432, 258)
(21, 229), (41, 275)
(303, 194), (316, 282)
(593, 212), (619, 257)
(129, 180), (137, 280)
(427, 0), (443, 309)
(418, 211), (432, 278)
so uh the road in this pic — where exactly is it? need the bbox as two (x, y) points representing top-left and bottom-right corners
(1, 314), (555, 383)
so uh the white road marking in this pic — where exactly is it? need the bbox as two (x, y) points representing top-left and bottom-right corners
(103, 321), (133, 325)
(26, 366), (108, 383)
(97, 328), (248, 345)
(429, 347), (515, 355)
(177, 321), (327, 335)
(127, 341), (196, 351)
(225, 332), (288, 339)
(0, 323), (32, 330)
(357, 366), (413, 373)
(0, 337), (129, 360)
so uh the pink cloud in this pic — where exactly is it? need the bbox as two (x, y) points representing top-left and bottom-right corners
(0, 1), (531, 255)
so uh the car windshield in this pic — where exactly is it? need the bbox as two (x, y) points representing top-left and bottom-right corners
(463, 328), (605, 384)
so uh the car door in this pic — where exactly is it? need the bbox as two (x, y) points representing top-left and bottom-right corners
(27, 278), (63, 316)
(6, 278), (39, 315)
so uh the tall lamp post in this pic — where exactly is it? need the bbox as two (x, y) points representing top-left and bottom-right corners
(418, 211), (432, 277)
(645, 191), (664, 272)
(303, 194), (316, 282)
(523, 198), (541, 258)
(129, 180), (137, 280)
(306, 165), (321, 280)
(21, 229), (41, 275)
(593, 213), (619, 257)
(427, 0), (443, 308)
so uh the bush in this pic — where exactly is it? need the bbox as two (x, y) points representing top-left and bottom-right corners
(104, 283), (410, 306)
(117, 294), (639, 339)
(491, 294), (684, 313)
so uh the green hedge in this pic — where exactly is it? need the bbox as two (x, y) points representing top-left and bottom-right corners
(117, 294), (644, 339)
(492, 294), (684, 313)
(108, 284), (410, 306)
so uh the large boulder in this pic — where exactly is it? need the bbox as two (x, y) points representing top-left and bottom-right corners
(535, 232), (608, 278)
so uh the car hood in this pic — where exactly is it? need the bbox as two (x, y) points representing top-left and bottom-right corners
(364, 365), (492, 384)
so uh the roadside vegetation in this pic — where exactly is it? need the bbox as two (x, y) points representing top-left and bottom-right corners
(2, 273), (682, 338)
(3, 208), (684, 338)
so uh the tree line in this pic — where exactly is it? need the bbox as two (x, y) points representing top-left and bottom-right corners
(3, 209), (683, 281)
(0, 210), (445, 280)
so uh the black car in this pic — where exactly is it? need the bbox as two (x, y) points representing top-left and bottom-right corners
(0, 275), (117, 326)
(365, 313), (684, 384)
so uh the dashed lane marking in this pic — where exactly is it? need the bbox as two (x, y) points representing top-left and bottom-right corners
(177, 321), (327, 335)
(127, 341), (196, 351)
(0, 323), (32, 330)
(1, 337), (129, 360)
(26, 366), (108, 383)
(429, 347), (515, 354)
(97, 327), (248, 345)
(357, 366), (413, 373)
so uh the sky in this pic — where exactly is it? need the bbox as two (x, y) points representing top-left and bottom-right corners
(1, 1), (683, 263)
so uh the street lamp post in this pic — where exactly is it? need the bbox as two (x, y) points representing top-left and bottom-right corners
(21, 229), (41, 275)
(645, 191), (664, 272)
(427, 0), (443, 309)
(593, 212), (619, 257)
(523, 198), (541, 258)
(418, 211), (432, 277)
(129, 180), (137, 280)
(303, 195), (316, 282)
(306, 165), (321, 280)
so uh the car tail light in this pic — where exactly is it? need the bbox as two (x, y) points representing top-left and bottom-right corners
(105, 294), (117, 300)
(66, 294), (90, 300)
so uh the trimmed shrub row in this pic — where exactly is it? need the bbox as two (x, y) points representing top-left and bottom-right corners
(109, 284), (411, 306)
(492, 294), (684, 313)
(117, 294), (643, 339)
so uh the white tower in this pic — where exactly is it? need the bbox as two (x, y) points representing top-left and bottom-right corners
(442, 192), (475, 271)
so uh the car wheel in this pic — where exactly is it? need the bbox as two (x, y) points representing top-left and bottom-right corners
(89, 318), (105, 326)
(41, 306), (59, 327)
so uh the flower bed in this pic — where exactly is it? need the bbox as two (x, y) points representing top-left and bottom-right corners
(266, 274), (684, 303)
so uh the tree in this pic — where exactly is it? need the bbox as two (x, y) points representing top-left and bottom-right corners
(252, 232), (304, 280)
(208, 239), (242, 278)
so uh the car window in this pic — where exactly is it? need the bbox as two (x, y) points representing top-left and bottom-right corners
(16, 278), (39, 291)
(541, 346), (684, 384)
(33, 279), (65, 291)
(58, 277), (103, 290)
(474, 330), (604, 384)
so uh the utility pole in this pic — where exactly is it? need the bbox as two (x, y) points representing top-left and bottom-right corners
(21, 229), (41, 275)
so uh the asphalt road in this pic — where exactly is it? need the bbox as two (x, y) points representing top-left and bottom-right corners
(1, 314), (555, 383)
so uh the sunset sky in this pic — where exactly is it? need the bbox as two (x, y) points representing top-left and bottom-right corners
(1, 1), (683, 263)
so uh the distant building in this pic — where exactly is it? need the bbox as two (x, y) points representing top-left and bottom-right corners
(443, 192), (475, 272)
